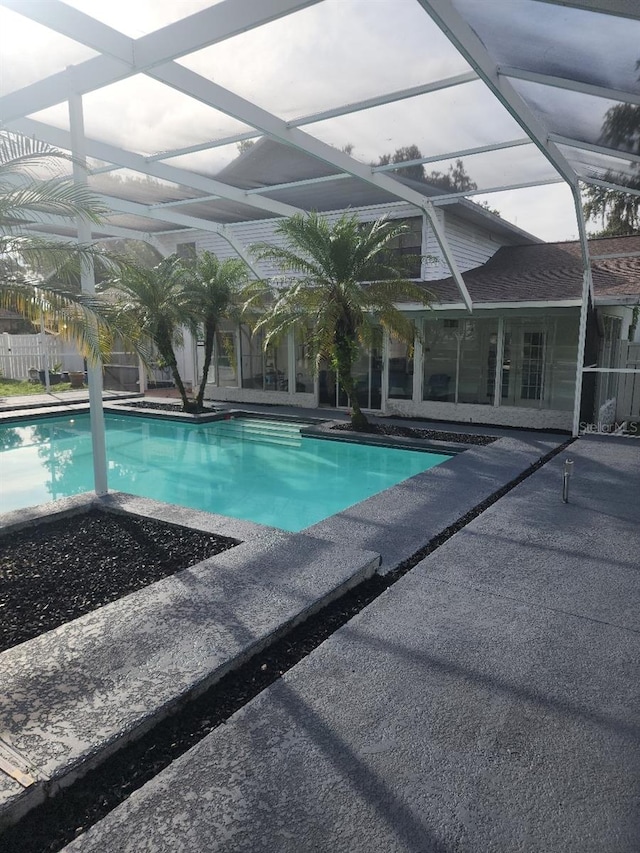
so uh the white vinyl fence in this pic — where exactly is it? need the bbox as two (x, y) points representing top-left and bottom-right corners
(0, 333), (84, 380)
(616, 342), (640, 422)
(0, 332), (194, 393)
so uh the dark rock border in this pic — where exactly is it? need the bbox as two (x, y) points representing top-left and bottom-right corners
(0, 511), (238, 653)
(331, 421), (497, 446)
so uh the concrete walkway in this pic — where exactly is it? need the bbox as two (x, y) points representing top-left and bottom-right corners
(63, 436), (640, 853)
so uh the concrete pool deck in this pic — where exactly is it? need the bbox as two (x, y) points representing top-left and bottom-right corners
(3, 395), (631, 847)
(60, 434), (640, 853)
(0, 500), (380, 828)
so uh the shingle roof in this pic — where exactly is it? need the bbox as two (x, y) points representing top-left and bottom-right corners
(425, 235), (640, 306)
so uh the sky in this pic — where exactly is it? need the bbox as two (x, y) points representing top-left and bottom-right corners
(1, 0), (630, 245)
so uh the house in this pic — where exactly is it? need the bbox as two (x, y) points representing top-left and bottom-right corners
(154, 140), (640, 432)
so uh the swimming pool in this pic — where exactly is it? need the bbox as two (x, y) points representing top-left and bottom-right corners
(0, 414), (452, 531)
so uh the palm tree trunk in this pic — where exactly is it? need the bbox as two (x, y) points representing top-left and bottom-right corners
(335, 334), (368, 429)
(168, 361), (194, 412)
(157, 333), (193, 412)
(196, 321), (215, 409)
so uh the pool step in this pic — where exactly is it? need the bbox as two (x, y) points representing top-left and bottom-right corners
(212, 418), (303, 447)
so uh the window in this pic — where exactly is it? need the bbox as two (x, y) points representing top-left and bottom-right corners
(384, 217), (423, 279)
(176, 241), (196, 261)
(423, 317), (497, 404)
(597, 315), (623, 408)
(240, 326), (289, 392)
(387, 335), (414, 400)
(422, 314), (579, 412)
(214, 327), (238, 388)
(520, 331), (546, 400)
(294, 329), (313, 393)
(501, 317), (577, 410)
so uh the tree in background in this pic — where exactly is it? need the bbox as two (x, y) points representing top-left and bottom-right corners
(582, 182), (640, 237)
(425, 158), (478, 192)
(251, 212), (432, 429)
(582, 59), (640, 236)
(375, 144), (478, 194)
(376, 144), (426, 182)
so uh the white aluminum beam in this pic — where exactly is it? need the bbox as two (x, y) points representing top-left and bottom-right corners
(9, 118), (302, 220)
(95, 196), (261, 272)
(0, 0), (323, 121)
(586, 178), (640, 198)
(498, 65), (640, 107)
(549, 134), (640, 167)
(116, 135), (532, 196)
(145, 62), (474, 311)
(416, 0), (602, 310)
(290, 71), (479, 126)
(24, 214), (155, 242)
(415, 0), (601, 435)
(416, 0), (580, 190)
(147, 132), (261, 164)
(95, 194), (239, 234)
(223, 138), (535, 203)
(151, 110), (533, 188)
(429, 177), (564, 204)
(245, 173), (349, 196)
(145, 73), (479, 164)
(373, 137), (532, 173)
(571, 183), (595, 437)
(69, 93), (108, 495)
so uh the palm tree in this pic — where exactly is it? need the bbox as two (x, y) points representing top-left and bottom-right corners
(181, 251), (251, 409)
(0, 130), (114, 361)
(252, 212), (432, 429)
(104, 255), (196, 411)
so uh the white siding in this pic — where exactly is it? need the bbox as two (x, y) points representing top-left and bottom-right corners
(155, 202), (424, 280)
(155, 203), (516, 283)
(423, 210), (512, 280)
(445, 212), (507, 271)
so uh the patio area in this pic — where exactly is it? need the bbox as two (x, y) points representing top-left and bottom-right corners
(53, 433), (638, 853)
(1, 388), (638, 850)
(2, 0), (640, 848)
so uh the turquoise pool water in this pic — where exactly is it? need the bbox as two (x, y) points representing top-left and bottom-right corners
(0, 414), (452, 531)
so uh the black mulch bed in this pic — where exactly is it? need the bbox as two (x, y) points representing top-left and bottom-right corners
(331, 421), (497, 446)
(0, 437), (573, 853)
(0, 511), (238, 653)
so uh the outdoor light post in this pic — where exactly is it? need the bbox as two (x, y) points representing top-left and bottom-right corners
(562, 458), (574, 503)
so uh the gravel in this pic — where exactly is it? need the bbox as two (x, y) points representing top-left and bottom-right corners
(331, 421), (498, 445)
(0, 511), (238, 653)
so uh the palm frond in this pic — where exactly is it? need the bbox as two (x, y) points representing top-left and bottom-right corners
(0, 178), (107, 226)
